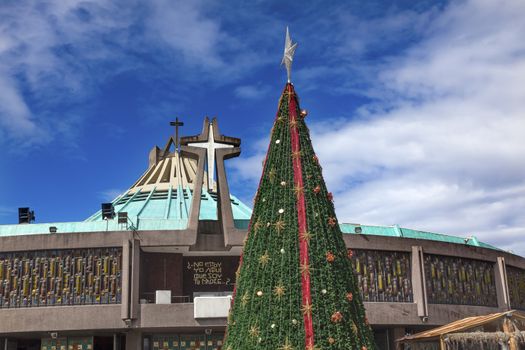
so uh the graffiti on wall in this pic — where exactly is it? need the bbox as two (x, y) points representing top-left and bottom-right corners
(0, 248), (122, 308)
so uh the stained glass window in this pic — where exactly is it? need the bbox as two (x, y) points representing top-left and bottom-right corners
(151, 334), (223, 350)
(350, 249), (412, 302)
(507, 265), (525, 310)
(424, 254), (497, 306)
(0, 248), (121, 308)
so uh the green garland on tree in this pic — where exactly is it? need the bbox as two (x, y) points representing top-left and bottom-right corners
(223, 83), (376, 350)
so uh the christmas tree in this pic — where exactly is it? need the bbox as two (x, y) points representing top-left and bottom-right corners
(223, 29), (376, 350)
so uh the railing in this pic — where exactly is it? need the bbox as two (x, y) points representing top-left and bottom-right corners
(140, 292), (190, 304)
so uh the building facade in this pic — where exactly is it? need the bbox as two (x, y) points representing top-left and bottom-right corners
(1, 118), (524, 350)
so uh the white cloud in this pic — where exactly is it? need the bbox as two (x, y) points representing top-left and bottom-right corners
(98, 188), (125, 202)
(0, 0), (275, 148)
(147, 0), (224, 68)
(234, 84), (271, 99)
(315, 0), (525, 255)
(232, 0), (525, 256)
(0, 0), (134, 148)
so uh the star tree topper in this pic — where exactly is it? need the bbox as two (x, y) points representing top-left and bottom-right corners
(281, 26), (298, 83)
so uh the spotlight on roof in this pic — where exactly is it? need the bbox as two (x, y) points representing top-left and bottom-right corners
(18, 207), (35, 224)
(101, 203), (115, 220)
(49, 226), (57, 233)
(354, 226), (362, 234)
(118, 212), (128, 224)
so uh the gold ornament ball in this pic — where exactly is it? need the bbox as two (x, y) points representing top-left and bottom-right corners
(280, 181), (287, 186)
(300, 109), (308, 118)
(292, 319), (298, 325)
(257, 290), (263, 297)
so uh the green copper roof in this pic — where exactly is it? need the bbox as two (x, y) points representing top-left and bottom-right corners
(0, 186), (252, 236)
(0, 196), (501, 252)
(233, 220), (500, 250)
(339, 223), (500, 250)
(84, 186), (251, 223)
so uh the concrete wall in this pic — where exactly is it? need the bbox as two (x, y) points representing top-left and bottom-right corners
(0, 305), (123, 335)
(0, 229), (524, 337)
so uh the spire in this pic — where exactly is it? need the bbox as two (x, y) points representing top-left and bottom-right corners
(281, 26), (298, 83)
(223, 84), (376, 348)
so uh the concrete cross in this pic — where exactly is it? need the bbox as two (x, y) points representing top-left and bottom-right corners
(170, 117), (184, 151)
(188, 123), (233, 190)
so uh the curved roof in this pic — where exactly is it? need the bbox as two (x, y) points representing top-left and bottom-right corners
(84, 186), (252, 225)
(129, 151), (207, 193)
(84, 137), (252, 224)
(0, 123), (507, 252)
(339, 223), (499, 250)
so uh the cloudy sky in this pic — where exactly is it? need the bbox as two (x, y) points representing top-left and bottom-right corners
(1, 0), (524, 255)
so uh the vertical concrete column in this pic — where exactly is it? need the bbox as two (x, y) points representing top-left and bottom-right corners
(130, 238), (141, 320)
(216, 147), (240, 236)
(411, 246), (428, 318)
(121, 239), (131, 320)
(125, 331), (142, 350)
(4, 340), (14, 350)
(389, 327), (406, 350)
(495, 257), (511, 310)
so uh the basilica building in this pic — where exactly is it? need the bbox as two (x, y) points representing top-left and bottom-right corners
(0, 117), (524, 350)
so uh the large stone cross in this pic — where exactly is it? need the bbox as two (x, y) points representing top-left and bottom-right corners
(188, 122), (233, 190)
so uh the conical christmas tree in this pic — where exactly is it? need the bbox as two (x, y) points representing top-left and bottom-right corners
(223, 31), (376, 350)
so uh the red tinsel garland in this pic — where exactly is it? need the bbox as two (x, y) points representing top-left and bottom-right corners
(288, 83), (315, 349)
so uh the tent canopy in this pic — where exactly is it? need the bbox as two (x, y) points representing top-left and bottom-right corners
(397, 310), (525, 344)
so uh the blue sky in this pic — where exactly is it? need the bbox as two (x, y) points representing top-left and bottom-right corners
(1, 1), (524, 254)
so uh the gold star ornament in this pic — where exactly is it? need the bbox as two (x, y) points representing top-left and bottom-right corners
(253, 220), (262, 234)
(241, 292), (250, 307)
(259, 251), (271, 266)
(249, 325), (260, 337)
(300, 230), (313, 244)
(291, 151), (302, 159)
(268, 168), (276, 183)
(293, 183), (304, 199)
(300, 262), (311, 276)
(279, 338), (294, 350)
(301, 301), (313, 319)
(273, 284), (286, 298)
(274, 220), (285, 233)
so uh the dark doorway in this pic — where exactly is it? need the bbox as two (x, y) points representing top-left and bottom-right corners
(94, 337), (114, 350)
(16, 339), (40, 350)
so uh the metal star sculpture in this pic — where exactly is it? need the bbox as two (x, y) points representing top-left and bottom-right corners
(281, 26), (298, 83)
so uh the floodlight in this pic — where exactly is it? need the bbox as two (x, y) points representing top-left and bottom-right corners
(101, 203), (115, 220)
